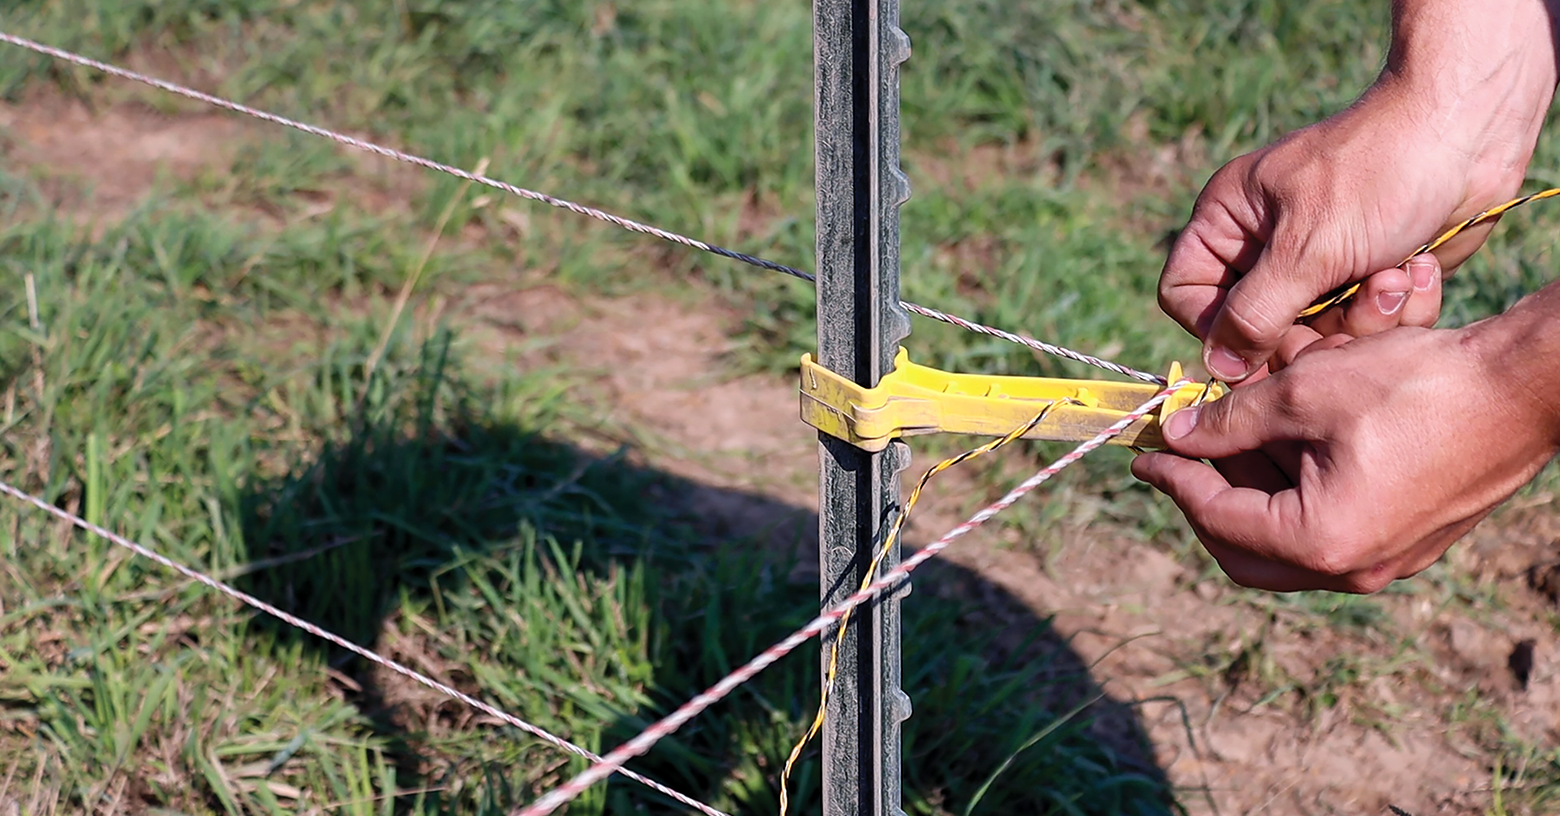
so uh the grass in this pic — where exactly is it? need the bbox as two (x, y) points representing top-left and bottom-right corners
(0, 185), (1177, 813)
(2, 0), (1560, 813)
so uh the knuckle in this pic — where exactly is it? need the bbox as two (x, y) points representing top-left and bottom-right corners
(1304, 311), (1343, 338)
(1186, 164), (1248, 219)
(1220, 293), (1285, 346)
(1413, 297), (1444, 328)
(1157, 278), (1180, 319)
(1270, 374), (1310, 421)
(1303, 520), (1365, 577)
(1206, 550), (1267, 590)
(1255, 152), (1330, 210)
(1158, 267), (1173, 299)
(1246, 147), (1291, 188)
(1307, 545), (1357, 579)
(1196, 397), (1238, 438)
(1343, 570), (1394, 595)
(1208, 153), (1256, 190)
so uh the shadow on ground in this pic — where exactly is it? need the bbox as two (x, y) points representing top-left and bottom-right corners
(228, 339), (1182, 816)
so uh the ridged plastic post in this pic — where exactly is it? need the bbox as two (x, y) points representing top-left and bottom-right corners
(814, 0), (913, 813)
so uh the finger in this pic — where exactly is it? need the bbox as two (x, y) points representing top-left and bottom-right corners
(1257, 439), (1307, 485)
(1237, 363), (1274, 385)
(1198, 538), (1341, 593)
(1300, 267), (1401, 337)
(1211, 438), (1306, 486)
(1380, 511), (1488, 586)
(1212, 449), (1294, 493)
(1399, 253), (1443, 328)
(1158, 244), (1239, 341)
(1133, 453), (1353, 592)
(1201, 227), (1348, 382)
(1283, 331), (1352, 366)
(1297, 252), (1444, 336)
(1271, 325), (1324, 372)
(1265, 324), (1358, 375)
(1300, 304), (1347, 338)
(1158, 373), (1311, 461)
(1334, 267), (1412, 337)
(1332, 502), (1496, 594)
(1159, 161), (1267, 340)
(1131, 458), (1282, 586)
(1132, 451), (1304, 561)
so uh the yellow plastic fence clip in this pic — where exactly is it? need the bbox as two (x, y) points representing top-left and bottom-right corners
(798, 348), (1224, 452)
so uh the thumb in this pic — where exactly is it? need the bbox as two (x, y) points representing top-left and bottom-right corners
(1159, 375), (1307, 460)
(1203, 239), (1350, 382)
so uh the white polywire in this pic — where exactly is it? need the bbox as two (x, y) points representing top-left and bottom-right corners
(0, 30), (1164, 386)
(0, 479), (728, 816)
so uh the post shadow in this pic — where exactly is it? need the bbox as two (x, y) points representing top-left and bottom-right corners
(228, 336), (1183, 815)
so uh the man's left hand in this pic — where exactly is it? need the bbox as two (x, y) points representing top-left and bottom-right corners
(1132, 323), (1558, 593)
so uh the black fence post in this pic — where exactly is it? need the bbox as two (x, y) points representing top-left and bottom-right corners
(813, 0), (912, 813)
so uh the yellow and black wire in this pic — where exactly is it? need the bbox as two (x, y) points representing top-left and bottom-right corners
(1298, 186), (1560, 320)
(777, 400), (1075, 816)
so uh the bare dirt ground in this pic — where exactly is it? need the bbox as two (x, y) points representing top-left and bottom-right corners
(0, 93), (244, 214)
(7, 95), (1560, 816)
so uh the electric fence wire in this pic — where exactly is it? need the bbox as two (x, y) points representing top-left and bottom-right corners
(510, 385), (1184, 816)
(0, 381), (1175, 816)
(0, 28), (1190, 814)
(0, 30), (1166, 385)
(0, 479), (733, 816)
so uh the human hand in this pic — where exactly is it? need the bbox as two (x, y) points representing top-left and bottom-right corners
(1131, 324), (1560, 594)
(1250, 253), (1445, 384)
(1161, 90), (1519, 383)
(1160, 1), (1558, 382)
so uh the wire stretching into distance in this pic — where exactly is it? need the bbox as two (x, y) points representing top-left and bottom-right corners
(12, 34), (1560, 372)
(511, 384), (1186, 816)
(0, 30), (1165, 385)
(1298, 187), (1560, 319)
(776, 400), (1077, 816)
(0, 479), (731, 816)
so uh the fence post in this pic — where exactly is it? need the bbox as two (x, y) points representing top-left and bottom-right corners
(813, 0), (912, 813)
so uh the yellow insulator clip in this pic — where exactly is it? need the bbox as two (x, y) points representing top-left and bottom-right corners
(798, 348), (1224, 452)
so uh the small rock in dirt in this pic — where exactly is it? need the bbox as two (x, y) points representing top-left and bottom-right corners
(1509, 639), (1537, 691)
(1527, 561), (1560, 605)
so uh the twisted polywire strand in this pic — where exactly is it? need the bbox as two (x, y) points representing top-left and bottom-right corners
(0, 479), (728, 816)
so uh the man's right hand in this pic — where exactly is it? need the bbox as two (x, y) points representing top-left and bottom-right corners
(1158, 0), (1559, 382)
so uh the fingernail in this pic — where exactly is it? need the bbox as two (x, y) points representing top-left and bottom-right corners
(1206, 347), (1248, 380)
(1163, 406), (1200, 441)
(1376, 290), (1407, 315)
(1410, 260), (1436, 291)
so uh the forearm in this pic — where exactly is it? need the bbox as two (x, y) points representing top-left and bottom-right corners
(1468, 277), (1560, 444)
(1377, 0), (1559, 180)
